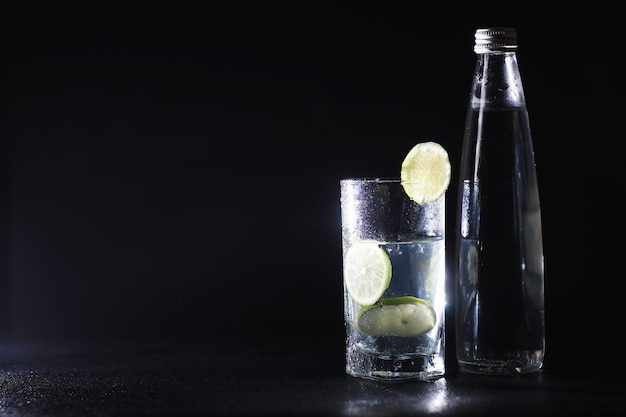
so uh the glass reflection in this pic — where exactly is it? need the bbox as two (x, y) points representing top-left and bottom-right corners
(343, 378), (450, 415)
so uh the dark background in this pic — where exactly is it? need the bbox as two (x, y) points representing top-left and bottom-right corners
(4, 1), (619, 369)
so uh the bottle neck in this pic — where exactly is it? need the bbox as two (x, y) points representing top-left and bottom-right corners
(470, 52), (526, 110)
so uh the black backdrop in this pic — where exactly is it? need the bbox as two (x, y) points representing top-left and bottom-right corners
(4, 1), (620, 368)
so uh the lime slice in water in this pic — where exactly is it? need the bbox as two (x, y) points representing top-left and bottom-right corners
(356, 296), (436, 337)
(344, 241), (392, 306)
(400, 141), (451, 204)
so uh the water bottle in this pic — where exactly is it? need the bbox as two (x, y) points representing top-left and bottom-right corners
(455, 28), (545, 374)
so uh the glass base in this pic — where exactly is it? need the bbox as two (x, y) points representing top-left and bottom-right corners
(346, 344), (444, 382)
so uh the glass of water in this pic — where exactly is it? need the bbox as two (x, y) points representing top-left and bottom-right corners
(340, 178), (446, 381)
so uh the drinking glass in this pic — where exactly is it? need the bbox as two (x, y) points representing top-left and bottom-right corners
(340, 178), (445, 381)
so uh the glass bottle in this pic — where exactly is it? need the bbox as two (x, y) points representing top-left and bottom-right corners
(455, 28), (545, 374)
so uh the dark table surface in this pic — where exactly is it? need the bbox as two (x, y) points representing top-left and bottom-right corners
(1, 341), (623, 416)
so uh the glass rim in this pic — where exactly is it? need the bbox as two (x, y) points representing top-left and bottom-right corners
(340, 177), (402, 184)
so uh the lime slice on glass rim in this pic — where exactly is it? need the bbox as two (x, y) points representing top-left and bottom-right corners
(356, 296), (437, 337)
(400, 141), (451, 204)
(344, 241), (392, 306)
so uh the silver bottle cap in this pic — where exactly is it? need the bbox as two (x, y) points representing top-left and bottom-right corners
(474, 27), (517, 53)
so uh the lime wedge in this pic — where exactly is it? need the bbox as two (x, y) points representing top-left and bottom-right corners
(356, 296), (436, 337)
(400, 141), (451, 204)
(344, 241), (392, 306)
